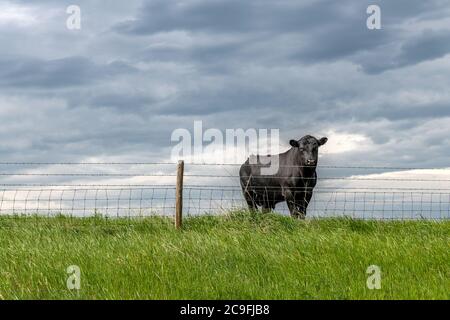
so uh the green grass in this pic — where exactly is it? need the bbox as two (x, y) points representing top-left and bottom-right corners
(0, 212), (448, 300)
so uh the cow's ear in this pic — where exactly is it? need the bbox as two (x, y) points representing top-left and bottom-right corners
(318, 137), (328, 146)
(290, 140), (300, 148)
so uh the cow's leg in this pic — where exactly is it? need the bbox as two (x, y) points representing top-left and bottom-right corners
(261, 204), (271, 213)
(296, 185), (314, 219)
(300, 190), (313, 218)
(269, 199), (276, 211)
(241, 174), (258, 212)
(243, 189), (257, 212)
(261, 187), (272, 213)
(285, 189), (302, 218)
(294, 189), (307, 219)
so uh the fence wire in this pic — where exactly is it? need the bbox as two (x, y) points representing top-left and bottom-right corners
(0, 162), (449, 220)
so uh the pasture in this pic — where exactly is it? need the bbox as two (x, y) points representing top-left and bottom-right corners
(0, 212), (448, 300)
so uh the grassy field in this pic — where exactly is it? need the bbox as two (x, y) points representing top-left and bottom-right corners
(0, 212), (448, 300)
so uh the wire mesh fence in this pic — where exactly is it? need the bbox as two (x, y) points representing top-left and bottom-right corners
(0, 162), (449, 220)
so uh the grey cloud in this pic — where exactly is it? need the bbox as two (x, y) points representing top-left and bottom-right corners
(292, 24), (392, 64)
(115, 0), (446, 35)
(1, 0), (450, 172)
(66, 92), (157, 113)
(398, 30), (450, 67)
(114, 0), (450, 73)
(115, 0), (285, 35)
(361, 30), (450, 74)
(0, 56), (137, 88)
(88, 93), (155, 111)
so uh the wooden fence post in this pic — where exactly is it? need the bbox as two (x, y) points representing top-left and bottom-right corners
(175, 160), (184, 229)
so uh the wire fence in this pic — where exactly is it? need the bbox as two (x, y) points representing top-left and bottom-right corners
(0, 162), (449, 220)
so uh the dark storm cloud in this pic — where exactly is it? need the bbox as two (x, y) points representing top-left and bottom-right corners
(398, 30), (450, 68)
(86, 93), (155, 111)
(1, 0), (450, 171)
(115, 0), (444, 35)
(115, 0), (367, 36)
(0, 56), (137, 88)
(361, 30), (450, 74)
(65, 92), (157, 113)
(114, 0), (450, 72)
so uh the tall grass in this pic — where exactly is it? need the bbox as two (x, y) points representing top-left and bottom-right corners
(0, 212), (448, 299)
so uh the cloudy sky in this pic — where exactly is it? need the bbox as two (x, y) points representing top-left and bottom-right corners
(1, 0), (450, 169)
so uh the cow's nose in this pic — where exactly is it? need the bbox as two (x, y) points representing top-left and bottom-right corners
(306, 159), (316, 165)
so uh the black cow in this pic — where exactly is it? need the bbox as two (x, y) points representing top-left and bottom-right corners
(239, 135), (327, 219)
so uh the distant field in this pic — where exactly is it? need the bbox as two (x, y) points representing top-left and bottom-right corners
(0, 212), (448, 300)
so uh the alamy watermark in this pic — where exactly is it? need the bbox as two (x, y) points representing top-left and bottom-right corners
(367, 5), (381, 30)
(66, 265), (81, 290)
(171, 121), (280, 174)
(66, 5), (81, 30)
(366, 265), (381, 290)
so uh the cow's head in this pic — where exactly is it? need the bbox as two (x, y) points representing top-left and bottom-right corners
(289, 135), (328, 166)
